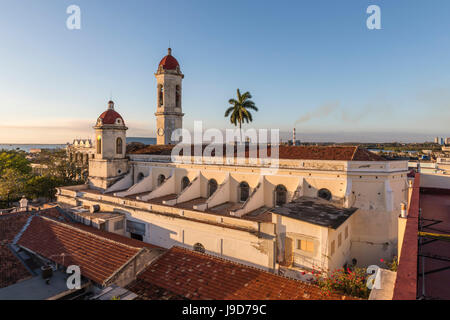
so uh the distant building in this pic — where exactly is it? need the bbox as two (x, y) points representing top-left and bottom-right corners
(435, 137), (440, 144)
(67, 138), (95, 165)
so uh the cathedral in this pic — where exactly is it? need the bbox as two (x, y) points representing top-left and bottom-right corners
(57, 48), (409, 280)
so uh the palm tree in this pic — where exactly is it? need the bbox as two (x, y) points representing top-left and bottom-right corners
(225, 89), (258, 141)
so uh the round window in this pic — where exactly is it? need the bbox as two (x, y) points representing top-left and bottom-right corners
(318, 188), (332, 201)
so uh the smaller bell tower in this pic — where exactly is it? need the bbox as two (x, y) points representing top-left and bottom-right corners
(88, 100), (129, 191)
(155, 48), (184, 145)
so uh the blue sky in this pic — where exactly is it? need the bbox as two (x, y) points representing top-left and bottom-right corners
(0, 0), (450, 143)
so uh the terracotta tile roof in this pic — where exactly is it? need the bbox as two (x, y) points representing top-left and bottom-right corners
(127, 144), (385, 161)
(17, 216), (146, 285)
(0, 246), (31, 288)
(126, 280), (187, 300)
(159, 52), (180, 70)
(38, 206), (70, 222)
(62, 221), (159, 250)
(127, 246), (353, 300)
(0, 212), (29, 243)
(0, 213), (32, 288)
(98, 109), (124, 125)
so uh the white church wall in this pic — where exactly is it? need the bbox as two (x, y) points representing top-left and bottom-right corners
(115, 168), (153, 197)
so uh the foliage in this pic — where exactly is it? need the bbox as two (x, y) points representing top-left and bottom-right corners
(0, 150), (31, 175)
(225, 89), (258, 130)
(380, 257), (398, 272)
(24, 175), (60, 201)
(316, 267), (370, 299)
(0, 168), (28, 207)
(0, 149), (85, 208)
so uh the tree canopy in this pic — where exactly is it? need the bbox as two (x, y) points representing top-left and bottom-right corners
(225, 89), (258, 130)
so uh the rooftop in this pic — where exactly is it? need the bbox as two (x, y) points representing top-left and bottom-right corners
(270, 197), (358, 229)
(16, 215), (158, 286)
(0, 212), (36, 289)
(416, 192), (450, 299)
(394, 173), (450, 300)
(126, 246), (355, 300)
(78, 187), (271, 224)
(0, 268), (88, 300)
(127, 144), (386, 161)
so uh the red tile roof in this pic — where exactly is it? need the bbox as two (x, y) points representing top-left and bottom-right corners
(159, 54), (180, 70)
(0, 213), (32, 288)
(0, 246), (31, 288)
(38, 206), (70, 222)
(127, 246), (353, 300)
(17, 216), (145, 285)
(98, 109), (124, 125)
(127, 144), (385, 161)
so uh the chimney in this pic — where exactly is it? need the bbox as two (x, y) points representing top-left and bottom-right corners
(398, 202), (408, 261)
(400, 202), (407, 218)
(293, 128), (296, 145)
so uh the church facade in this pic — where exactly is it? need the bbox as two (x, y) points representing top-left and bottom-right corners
(57, 49), (409, 279)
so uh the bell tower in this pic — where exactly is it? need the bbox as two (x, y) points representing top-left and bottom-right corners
(155, 48), (184, 145)
(88, 100), (129, 191)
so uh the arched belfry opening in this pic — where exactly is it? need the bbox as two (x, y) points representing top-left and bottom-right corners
(116, 137), (123, 154)
(155, 48), (184, 145)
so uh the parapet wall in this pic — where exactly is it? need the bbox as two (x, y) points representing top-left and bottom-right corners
(393, 173), (420, 300)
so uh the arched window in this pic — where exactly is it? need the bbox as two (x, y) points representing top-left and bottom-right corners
(137, 172), (145, 182)
(181, 176), (190, 191)
(96, 136), (101, 154)
(158, 85), (164, 106)
(275, 184), (287, 206)
(239, 181), (250, 202)
(116, 137), (123, 154)
(318, 188), (332, 201)
(193, 243), (205, 253)
(157, 174), (166, 186)
(208, 179), (218, 197)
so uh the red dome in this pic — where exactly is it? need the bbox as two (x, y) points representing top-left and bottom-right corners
(158, 48), (180, 70)
(98, 109), (124, 125)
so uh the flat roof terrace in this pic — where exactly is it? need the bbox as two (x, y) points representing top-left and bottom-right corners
(271, 197), (358, 229)
(64, 187), (272, 224)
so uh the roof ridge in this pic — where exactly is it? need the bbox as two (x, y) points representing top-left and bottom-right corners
(37, 215), (141, 251)
(350, 145), (359, 160)
(12, 215), (34, 245)
(103, 247), (147, 286)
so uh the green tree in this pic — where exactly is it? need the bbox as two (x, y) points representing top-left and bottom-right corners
(0, 151), (31, 175)
(0, 168), (28, 207)
(225, 89), (258, 140)
(25, 175), (60, 201)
